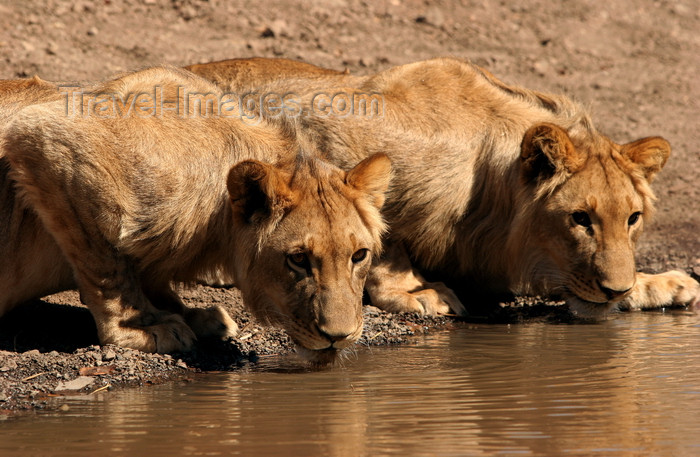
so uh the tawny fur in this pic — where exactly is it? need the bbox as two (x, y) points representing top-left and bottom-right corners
(1, 67), (391, 361)
(184, 57), (352, 93)
(188, 56), (700, 316)
(0, 77), (76, 312)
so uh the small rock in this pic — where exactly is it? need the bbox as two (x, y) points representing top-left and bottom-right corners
(270, 19), (289, 37)
(591, 79), (613, 90)
(424, 7), (445, 27)
(102, 349), (116, 362)
(359, 57), (375, 67)
(20, 40), (35, 52)
(54, 4), (70, 15)
(261, 19), (289, 38)
(55, 376), (94, 392)
(671, 3), (690, 15)
(46, 41), (58, 55)
(176, 360), (188, 369)
(87, 27), (98, 36)
(532, 60), (551, 77)
(364, 306), (382, 317)
(179, 6), (197, 20)
(23, 349), (40, 357)
(59, 404), (70, 412)
(415, 7), (445, 27)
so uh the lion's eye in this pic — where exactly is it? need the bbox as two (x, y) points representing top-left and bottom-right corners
(287, 252), (310, 271)
(628, 211), (642, 226)
(572, 211), (592, 228)
(351, 249), (369, 264)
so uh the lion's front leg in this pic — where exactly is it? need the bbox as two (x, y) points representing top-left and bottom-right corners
(71, 261), (196, 353)
(365, 242), (467, 316)
(619, 270), (700, 311)
(18, 192), (198, 353)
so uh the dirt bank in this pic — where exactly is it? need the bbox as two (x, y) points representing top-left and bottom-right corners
(1, 0), (698, 412)
(1, 286), (466, 412)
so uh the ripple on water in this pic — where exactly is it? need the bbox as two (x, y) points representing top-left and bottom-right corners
(2, 311), (700, 457)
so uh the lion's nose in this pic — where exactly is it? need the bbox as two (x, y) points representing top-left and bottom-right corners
(597, 281), (633, 301)
(318, 326), (352, 343)
(316, 323), (359, 350)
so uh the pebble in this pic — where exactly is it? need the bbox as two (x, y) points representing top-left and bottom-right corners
(55, 376), (95, 392)
(532, 60), (552, 77)
(45, 41), (58, 55)
(671, 4), (690, 15)
(179, 6), (197, 20)
(359, 57), (375, 67)
(103, 349), (116, 362)
(424, 7), (445, 28)
(271, 19), (289, 37)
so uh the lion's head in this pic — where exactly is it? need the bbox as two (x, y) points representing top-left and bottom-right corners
(515, 122), (670, 316)
(227, 153), (391, 364)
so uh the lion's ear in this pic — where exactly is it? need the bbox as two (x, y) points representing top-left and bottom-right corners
(520, 123), (584, 182)
(227, 160), (291, 224)
(621, 136), (670, 182)
(346, 153), (392, 209)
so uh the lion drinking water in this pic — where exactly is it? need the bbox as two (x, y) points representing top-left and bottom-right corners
(186, 56), (700, 317)
(0, 67), (391, 363)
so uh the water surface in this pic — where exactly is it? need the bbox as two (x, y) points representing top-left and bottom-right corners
(3, 311), (700, 456)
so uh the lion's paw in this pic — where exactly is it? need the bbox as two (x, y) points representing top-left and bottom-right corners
(106, 313), (197, 353)
(420, 282), (467, 316)
(371, 285), (466, 316)
(149, 318), (198, 353)
(622, 270), (700, 311)
(184, 305), (239, 340)
(409, 289), (451, 315)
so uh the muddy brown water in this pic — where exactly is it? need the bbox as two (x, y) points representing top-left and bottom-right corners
(2, 311), (699, 457)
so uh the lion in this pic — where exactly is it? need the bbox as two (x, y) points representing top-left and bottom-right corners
(184, 57), (354, 93)
(0, 77), (77, 316)
(1, 66), (391, 363)
(187, 56), (700, 317)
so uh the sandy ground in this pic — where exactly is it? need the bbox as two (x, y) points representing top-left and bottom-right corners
(1, 0), (698, 412)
